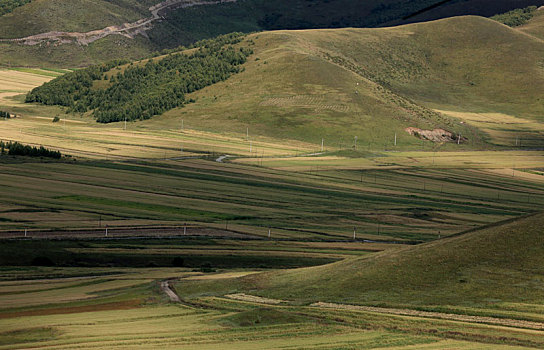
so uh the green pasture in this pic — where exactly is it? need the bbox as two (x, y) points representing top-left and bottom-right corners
(0, 157), (542, 241)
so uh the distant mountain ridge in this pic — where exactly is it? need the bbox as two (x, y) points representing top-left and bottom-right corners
(2, 0), (544, 66)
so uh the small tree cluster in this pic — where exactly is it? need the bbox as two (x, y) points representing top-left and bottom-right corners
(0, 111), (12, 119)
(491, 6), (537, 27)
(0, 141), (61, 158)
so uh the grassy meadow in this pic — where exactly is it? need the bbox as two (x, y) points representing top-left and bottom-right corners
(0, 14), (544, 349)
(1, 264), (543, 349)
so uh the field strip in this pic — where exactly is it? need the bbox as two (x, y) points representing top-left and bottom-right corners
(225, 293), (287, 305)
(312, 302), (544, 331)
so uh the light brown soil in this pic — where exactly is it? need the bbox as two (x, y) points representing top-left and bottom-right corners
(225, 293), (286, 305)
(405, 127), (467, 143)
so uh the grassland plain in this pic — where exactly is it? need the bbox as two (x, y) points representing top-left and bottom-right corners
(0, 158), (542, 241)
(0, 265), (543, 349)
(0, 14), (543, 349)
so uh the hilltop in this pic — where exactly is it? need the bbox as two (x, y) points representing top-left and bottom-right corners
(155, 16), (544, 148)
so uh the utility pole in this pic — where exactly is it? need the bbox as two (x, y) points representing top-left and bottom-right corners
(184, 222), (187, 235)
(181, 119), (184, 131)
(249, 141), (252, 154)
(24, 229), (27, 238)
(124, 117), (127, 130)
(246, 127), (249, 141)
(268, 228), (271, 239)
(321, 138), (324, 152)
(353, 227), (356, 240)
(457, 134), (461, 145)
(394, 133), (397, 146)
(105, 225), (108, 237)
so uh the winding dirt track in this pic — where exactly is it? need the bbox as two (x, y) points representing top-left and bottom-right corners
(0, 0), (237, 46)
(161, 280), (181, 302)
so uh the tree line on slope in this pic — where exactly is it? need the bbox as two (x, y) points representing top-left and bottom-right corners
(25, 33), (252, 123)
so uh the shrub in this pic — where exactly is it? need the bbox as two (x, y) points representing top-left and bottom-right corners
(31, 256), (55, 266)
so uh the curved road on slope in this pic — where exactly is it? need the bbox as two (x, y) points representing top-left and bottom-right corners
(0, 0), (237, 46)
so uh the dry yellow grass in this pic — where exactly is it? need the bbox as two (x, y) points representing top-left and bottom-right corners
(0, 70), (53, 93)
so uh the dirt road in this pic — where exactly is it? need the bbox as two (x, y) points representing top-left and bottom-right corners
(160, 280), (180, 302)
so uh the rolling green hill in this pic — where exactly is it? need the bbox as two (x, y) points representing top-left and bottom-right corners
(157, 16), (544, 148)
(25, 16), (544, 149)
(239, 212), (544, 308)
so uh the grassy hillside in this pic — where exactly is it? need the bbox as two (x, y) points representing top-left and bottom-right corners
(519, 6), (544, 39)
(21, 16), (544, 148)
(0, 0), (159, 39)
(0, 0), (31, 17)
(227, 212), (544, 308)
(151, 16), (544, 148)
(3, 0), (544, 67)
(0, 36), (155, 68)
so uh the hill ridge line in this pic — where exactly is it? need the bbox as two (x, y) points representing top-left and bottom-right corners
(0, 0), (237, 45)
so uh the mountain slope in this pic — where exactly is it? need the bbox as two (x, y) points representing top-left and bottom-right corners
(0, 0), (159, 39)
(25, 16), (544, 149)
(2, 0), (544, 67)
(152, 16), (544, 147)
(243, 212), (544, 306)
